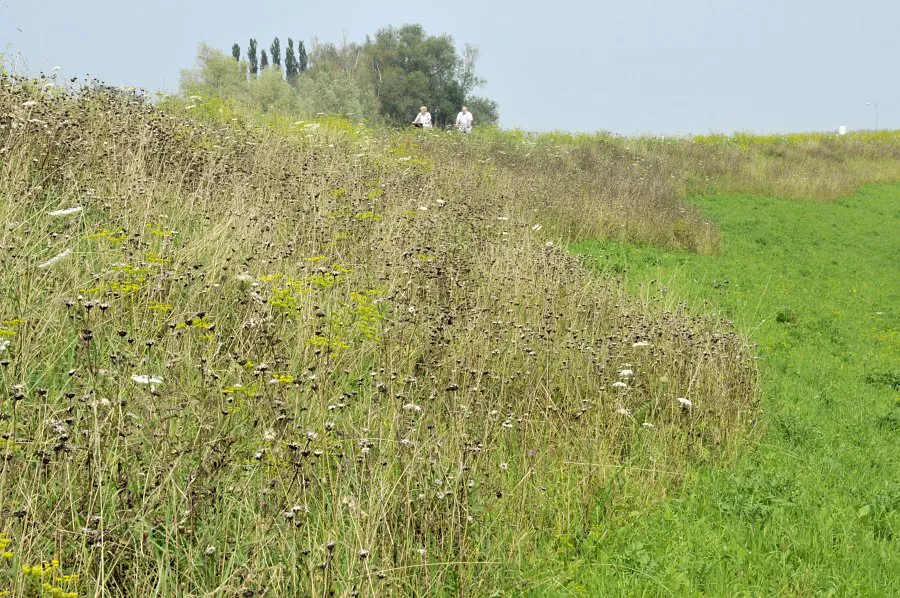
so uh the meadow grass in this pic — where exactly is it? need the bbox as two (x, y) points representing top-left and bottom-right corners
(1, 74), (899, 596)
(0, 78), (754, 596)
(567, 185), (899, 596)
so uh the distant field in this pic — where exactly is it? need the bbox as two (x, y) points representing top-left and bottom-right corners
(566, 185), (899, 596)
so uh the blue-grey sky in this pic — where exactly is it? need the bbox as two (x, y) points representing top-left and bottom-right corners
(1, 0), (895, 134)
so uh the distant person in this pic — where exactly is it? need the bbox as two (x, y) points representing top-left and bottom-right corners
(412, 106), (432, 128)
(455, 105), (473, 133)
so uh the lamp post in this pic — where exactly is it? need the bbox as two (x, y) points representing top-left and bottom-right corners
(866, 102), (878, 131)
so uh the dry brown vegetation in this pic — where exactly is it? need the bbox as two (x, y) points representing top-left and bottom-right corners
(0, 77), (767, 595)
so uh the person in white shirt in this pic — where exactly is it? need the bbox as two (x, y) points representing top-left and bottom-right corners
(455, 105), (473, 133)
(412, 106), (432, 128)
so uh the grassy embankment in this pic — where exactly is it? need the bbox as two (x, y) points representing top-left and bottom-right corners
(0, 79), (753, 597)
(0, 75), (898, 595)
(567, 185), (899, 596)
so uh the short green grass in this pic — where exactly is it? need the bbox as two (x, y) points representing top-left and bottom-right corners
(561, 185), (900, 596)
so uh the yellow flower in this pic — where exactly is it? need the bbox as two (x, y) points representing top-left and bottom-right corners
(2, 551), (13, 559)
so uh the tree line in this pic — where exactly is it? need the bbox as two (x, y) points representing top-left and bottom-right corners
(180, 25), (498, 127)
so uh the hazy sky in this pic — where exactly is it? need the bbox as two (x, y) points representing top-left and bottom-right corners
(1, 0), (895, 134)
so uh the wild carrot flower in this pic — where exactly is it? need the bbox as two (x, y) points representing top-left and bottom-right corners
(611, 381), (628, 389)
(131, 375), (163, 385)
(677, 397), (692, 409)
(618, 369), (634, 377)
(48, 206), (83, 217)
(37, 248), (72, 269)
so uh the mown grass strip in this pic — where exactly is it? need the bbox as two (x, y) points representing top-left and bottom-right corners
(562, 185), (899, 596)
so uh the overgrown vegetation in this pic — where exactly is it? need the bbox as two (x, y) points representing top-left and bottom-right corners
(0, 76), (752, 595)
(1, 70), (899, 595)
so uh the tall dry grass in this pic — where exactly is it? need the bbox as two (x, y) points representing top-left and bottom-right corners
(0, 78), (757, 595)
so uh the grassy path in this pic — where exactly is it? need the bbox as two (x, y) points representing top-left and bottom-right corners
(561, 185), (899, 596)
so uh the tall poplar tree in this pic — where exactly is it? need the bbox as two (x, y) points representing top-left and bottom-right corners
(270, 37), (281, 69)
(247, 38), (258, 76)
(231, 43), (241, 62)
(260, 49), (269, 70)
(297, 40), (308, 73)
(285, 39), (299, 83)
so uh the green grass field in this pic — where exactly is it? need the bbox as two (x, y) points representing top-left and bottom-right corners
(564, 185), (900, 596)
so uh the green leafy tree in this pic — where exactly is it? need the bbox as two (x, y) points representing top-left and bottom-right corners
(250, 67), (299, 113)
(296, 70), (379, 119)
(181, 44), (298, 115)
(466, 96), (499, 126)
(260, 49), (269, 70)
(285, 38), (299, 84)
(270, 37), (281, 70)
(297, 40), (308, 73)
(302, 38), (381, 119)
(361, 24), (489, 126)
(247, 38), (258, 76)
(181, 43), (250, 103)
(231, 43), (241, 62)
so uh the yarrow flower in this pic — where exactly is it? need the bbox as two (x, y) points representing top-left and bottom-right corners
(642, 422), (655, 428)
(48, 206), (83, 217)
(616, 407), (632, 416)
(618, 369), (634, 377)
(131, 374), (163, 385)
(677, 397), (692, 409)
(403, 402), (422, 412)
(611, 381), (628, 389)
(0, 339), (9, 353)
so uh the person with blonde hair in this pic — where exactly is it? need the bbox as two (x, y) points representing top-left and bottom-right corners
(412, 106), (432, 128)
